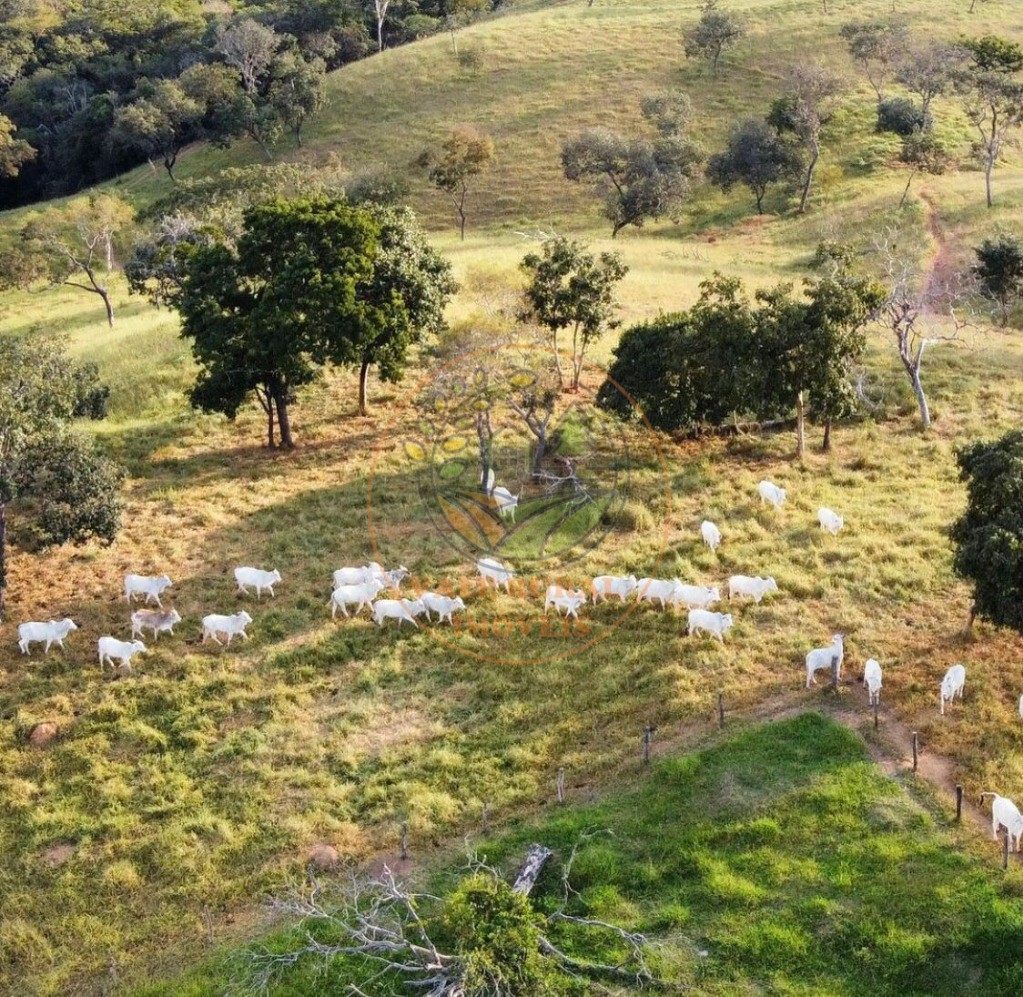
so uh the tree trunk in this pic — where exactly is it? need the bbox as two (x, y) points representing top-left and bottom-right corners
(164, 152), (177, 183)
(275, 388), (295, 448)
(798, 141), (820, 214)
(985, 147), (995, 208)
(295, 121), (304, 148)
(899, 169), (916, 209)
(377, 15), (384, 52)
(755, 188), (764, 213)
(0, 501), (6, 617)
(512, 844), (553, 895)
(267, 399), (276, 448)
(795, 391), (806, 457)
(822, 418), (832, 453)
(99, 288), (114, 327)
(910, 366), (931, 429)
(359, 360), (371, 416)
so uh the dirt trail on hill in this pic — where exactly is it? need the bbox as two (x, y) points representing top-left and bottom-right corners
(919, 189), (958, 310)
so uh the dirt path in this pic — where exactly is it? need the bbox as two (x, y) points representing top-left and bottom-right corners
(919, 189), (957, 309)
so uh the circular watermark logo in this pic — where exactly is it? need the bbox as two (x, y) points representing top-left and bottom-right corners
(367, 344), (671, 664)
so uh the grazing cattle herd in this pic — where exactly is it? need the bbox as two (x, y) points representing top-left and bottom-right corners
(11, 478), (1023, 855)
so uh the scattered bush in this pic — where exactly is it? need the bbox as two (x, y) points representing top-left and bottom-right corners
(876, 96), (928, 136)
(456, 43), (486, 73)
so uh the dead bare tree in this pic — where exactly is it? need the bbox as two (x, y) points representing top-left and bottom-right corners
(872, 229), (972, 430)
(249, 838), (659, 995)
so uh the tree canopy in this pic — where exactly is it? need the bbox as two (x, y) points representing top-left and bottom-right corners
(951, 430), (1023, 633)
(707, 117), (802, 213)
(974, 234), (1023, 326)
(418, 126), (496, 240)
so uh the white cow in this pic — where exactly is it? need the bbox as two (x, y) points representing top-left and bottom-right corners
(806, 634), (844, 688)
(477, 557), (515, 592)
(419, 592), (466, 624)
(202, 611), (253, 645)
(98, 637), (146, 672)
(700, 520), (722, 552)
(687, 610), (733, 642)
(668, 583), (720, 610)
(328, 579), (385, 618)
(940, 663), (966, 715)
(18, 618), (78, 655)
(544, 585), (587, 619)
(591, 574), (638, 603)
(332, 564), (408, 590)
(124, 573), (173, 607)
(491, 486), (519, 522)
(131, 608), (182, 640)
(372, 598), (426, 627)
(863, 658), (882, 706)
(234, 566), (282, 598)
(635, 578), (679, 608)
(728, 575), (779, 604)
(980, 793), (1023, 852)
(757, 481), (786, 510)
(818, 507), (844, 536)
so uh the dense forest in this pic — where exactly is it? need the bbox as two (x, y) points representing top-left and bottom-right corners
(0, 0), (495, 208)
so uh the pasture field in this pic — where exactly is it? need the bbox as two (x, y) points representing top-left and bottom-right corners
(139, 715), (1023, 995)
(2, 0), (1023, 991)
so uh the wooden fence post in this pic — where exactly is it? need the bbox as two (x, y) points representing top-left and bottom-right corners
(557, 767), (565, 803)
(955, 785), (963, 822)
(400, 820), (409, 860)
(912, 732), (919, 772)
(718, 691), (725, 728)
(642, 725), (652, 764)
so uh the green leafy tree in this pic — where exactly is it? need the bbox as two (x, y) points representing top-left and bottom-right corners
(896, 42), (966, 119)
(1, 193), (134, 326)
(215, 18), (280, 96)
(707, 117), (803, 213)
(0, 112), (34, 177)
(955, 36), (1023, 208)
(0, 337), (122, 612)
(768, 65), (844, 214)
(974, 234), (1023, 325)
(269, 52), (327, 147)
(683, 0), (745, 75)
(109, 79), (201, 182)
(897, 128), (949, 208)
(341, 205), (456, 415)
(172, 196), (380, 448)
(951, 430), (1023, 632)
(418, 126), (496, 240)
(520, 236), (628, 392)
(840, 20), (910, 100)
(561, 92), (701, 237)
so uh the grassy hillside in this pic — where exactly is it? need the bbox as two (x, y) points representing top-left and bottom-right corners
(141, 715), (1023, 995)
(3, 0), (1023, 993)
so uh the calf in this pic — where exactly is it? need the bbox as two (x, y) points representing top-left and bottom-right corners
(131, 609), (181, 640)
(419, 592), (466, 624)
(591, 574), (638, 604)
(817, 507), (844, 536)
(757, 480), (786, 510)
(477, 557), (515, 592)
(687, 610), (733, 642)
(806, 634), (844, 688)
(17, 618), (77, 655)
(980, 793), (1023, 852)
(940, 663), (966, 715)
(328, 580), (385, 619)
(234, 566), (282, 598)
(700, 520), (722, 552)
(372, 598), (426, 627)
(728, 575), (778, 604)
(98, 637), (146, 672)
(124, 573), (173, 607)
(863, 658), (882, 706)
(544, 585), (587, 619)
(202, 611), (253, 645)
(491, 486), (519, 522)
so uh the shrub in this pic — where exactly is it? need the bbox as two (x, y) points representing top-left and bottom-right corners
(456, 43), (485, 73)
(876, 97), (928, 136)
